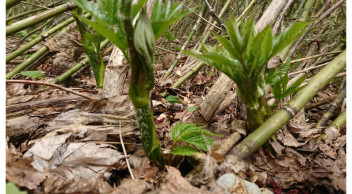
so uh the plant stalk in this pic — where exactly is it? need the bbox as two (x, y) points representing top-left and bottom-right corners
(6, 46), (48, 79)
(6, 2), (77, 36)
(6, 13), (90, 63)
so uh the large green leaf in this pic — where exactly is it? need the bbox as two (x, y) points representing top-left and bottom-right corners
(271, 22), (309, 57)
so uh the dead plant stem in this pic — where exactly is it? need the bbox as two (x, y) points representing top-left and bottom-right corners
(6, 80), (98, 101)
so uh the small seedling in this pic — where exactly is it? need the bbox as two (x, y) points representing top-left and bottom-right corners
(170, 123), (220, 156)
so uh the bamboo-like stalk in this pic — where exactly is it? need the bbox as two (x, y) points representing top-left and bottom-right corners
(6, 0), (22, 10)
(164, 3), (206, 78)
(6, 2), (77, 36)
(316, 82), (346, 128)
(6, 7), (44, 22)
(230, 50), (346, 159)
(330, 110), (346, 129)
(51, 39), (110, 84)
(6, 1), (64, 22)
(171, 0), (257, 88)
(6, 46), (48, 79)
(6, 13), (90, 63)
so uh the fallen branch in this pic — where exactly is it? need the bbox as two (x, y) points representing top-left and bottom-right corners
(6, 80), (99, 101)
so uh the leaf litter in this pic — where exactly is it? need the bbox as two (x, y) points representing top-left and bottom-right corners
(6, 9), (346, 194)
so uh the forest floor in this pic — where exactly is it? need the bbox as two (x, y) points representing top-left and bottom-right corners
(6, 23), (346, 194)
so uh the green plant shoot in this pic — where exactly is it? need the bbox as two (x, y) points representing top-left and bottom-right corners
(184, 17), (308, 131)
(73, 0), (191, 166)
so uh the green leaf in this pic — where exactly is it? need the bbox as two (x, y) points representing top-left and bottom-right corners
(20, 71), (44, 79)
(265, 59), (290, 85)
(134, 9), (155, 66)
(132, 0), (148, 19)
(213, 33), (241, 61)
(171, 145), (199, 155)
(251, 26), (273, 73)
(188, 106), (198, 113)
(183, 49), (244, 83)
(271, 22), (309, 57)
(151, 0), (191, 39)
(166, 95), (180, 104)
(6, 182), (27, 194)
(226, 16), (243, 55)
(241, 18), (256, 53)
(281, 74), (307, 97)
(73, 0), (119, 25)
(171, 123), (220, 151)
(73, 12), (105, 87)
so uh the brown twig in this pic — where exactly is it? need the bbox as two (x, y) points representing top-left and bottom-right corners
(288, 51), (342, 64)
(6, 80), (99, 101)
(119, 121), (135, 180)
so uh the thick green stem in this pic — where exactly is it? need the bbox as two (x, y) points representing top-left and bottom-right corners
(135, 105), (165, 164)
(6, 2), (77, 36)
(231, 50), (346, 159)
(246, 106), (264, 131)
(121, 1), (164, 165)
(330, 110), (346, 129)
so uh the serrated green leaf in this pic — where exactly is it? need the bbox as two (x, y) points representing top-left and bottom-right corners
(183, 50), (244, 83)
(272, 80), (282, 99)
(20, 71), (44, 79)
(226, 16), (242, 55)
(271, 22), (309, 58)
(171, 145), (199, 155)
(251, 26), (273, 73)
(171, 123), (219, 151)
(166, 95), (180, 104)
(241, 18), (255, 54)
(213, 33), (241, 61)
